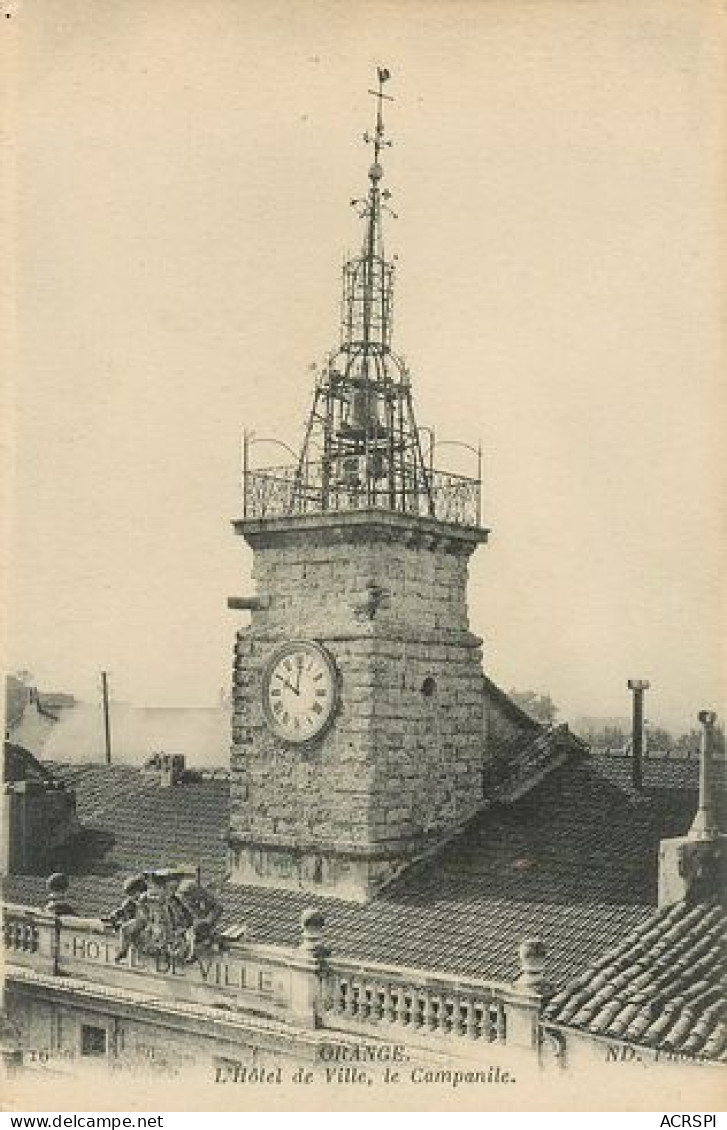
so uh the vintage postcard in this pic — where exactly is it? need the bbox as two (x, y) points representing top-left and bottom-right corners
(1, 0), (725, 1114)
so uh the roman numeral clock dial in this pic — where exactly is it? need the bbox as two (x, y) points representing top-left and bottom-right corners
(261, 641), (338, 743)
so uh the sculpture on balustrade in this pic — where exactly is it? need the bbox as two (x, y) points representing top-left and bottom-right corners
(108, 873), (148, 961)
(175, 877), (224, 951)
(107, 868), (223, 964)
(44, 871), (76, 917)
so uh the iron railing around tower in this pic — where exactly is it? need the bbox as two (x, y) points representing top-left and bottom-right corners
(241, 433), (483, 530)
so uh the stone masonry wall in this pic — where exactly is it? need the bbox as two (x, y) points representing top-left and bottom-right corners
(229, 515), (488, 881)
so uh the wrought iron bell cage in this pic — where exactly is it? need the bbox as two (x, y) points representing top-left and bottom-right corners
(241, 69), (484, 533)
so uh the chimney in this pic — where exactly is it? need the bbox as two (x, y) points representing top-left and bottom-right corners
(658, 709), (725, 907)
(627, 679), (650, 790)
(690, 710), (719, 839)
(159, 752), (185, 787)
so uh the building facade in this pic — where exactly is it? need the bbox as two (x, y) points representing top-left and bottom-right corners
(3, 71), (725, 1091)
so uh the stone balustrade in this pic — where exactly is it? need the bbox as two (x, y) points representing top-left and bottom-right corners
(321, 956), (543, 1054)
(3, 905), (57, 974)
(3, 900), (545, 1065)
(2, 902), (325, 1031)
(3, 910), (40, 955)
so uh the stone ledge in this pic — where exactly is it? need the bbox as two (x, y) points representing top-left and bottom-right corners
(227, 828), (443, 860)
(233, 508), (490, 553)
(233, 628), (484, 648)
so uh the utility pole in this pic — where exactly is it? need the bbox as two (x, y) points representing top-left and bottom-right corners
(100, 671), (112, 765)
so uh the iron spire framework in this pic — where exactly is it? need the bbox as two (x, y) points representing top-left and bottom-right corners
(243, 68), (483, 530)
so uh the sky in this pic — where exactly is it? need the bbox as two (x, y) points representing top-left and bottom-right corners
(5, 0), (726, 733)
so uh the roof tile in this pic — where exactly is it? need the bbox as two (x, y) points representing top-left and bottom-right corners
(543, 898), (726, 1061)
(3, 753), (721, 995)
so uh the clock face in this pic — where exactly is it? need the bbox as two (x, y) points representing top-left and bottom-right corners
(262, 641), (338, 743)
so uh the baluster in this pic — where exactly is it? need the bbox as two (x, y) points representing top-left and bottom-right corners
(338, 978), (349, 1014)
(386, 985), (398, 1024)
(361, 984), (372, 1019)
(373, 984), (385, 1021)
(413, 992), (425, 1029)
(351, 982), (361, 1018)
(422, 990), (434, 1031)
(495, 1002), (507, 1043)
(322, 973), (333, 1013)
(453, 996), (466, 1037)
(327, 974), (335, 1011)
(479, 1001), (492, 1041)
(465, 997), (477, 1039)
(485, 1002), (498, 1042)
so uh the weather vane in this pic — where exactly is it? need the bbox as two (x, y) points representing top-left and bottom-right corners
(364, 66), (394, 165)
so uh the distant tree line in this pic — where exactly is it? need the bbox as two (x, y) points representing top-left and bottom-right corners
(579, 723), (702, 754)
(508, 690), (558, 726)
(508, 686), (712, 755)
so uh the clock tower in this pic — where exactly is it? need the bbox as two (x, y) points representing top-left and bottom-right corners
(228, 70), (489, 902)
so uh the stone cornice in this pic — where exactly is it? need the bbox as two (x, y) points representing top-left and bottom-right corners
(232, 509), (489, 555)
(235, 628), (484, 649)
(228, 826), (459, 860)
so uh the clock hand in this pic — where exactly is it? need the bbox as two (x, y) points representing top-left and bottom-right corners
(280, 678), (300, 696)
(294, 658), (303, 694)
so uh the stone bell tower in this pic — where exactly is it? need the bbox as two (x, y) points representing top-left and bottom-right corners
(228, 69), (489, 902)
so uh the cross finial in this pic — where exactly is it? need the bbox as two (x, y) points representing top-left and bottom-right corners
(366, 66), (394, 166)
(370, 67), (393, 101)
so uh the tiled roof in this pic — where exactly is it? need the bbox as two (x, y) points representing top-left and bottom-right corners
(42, 763), (228, 881)
(4, 742), (60, 786)
(543, 898), (727, 1062)
(482, 676), (542, 731)
(484, 723), (588, 801)
(593, 751), (726, 795)
(3, 753), (718, 988)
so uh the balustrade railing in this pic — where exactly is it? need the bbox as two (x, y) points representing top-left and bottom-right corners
(4, 901), (543, 1061)
(4, 913), (40, 954)
(323, 960), (508, 1044)
(2, 901), (322, 1029)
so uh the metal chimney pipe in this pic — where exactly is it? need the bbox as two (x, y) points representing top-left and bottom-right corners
(690, 710), (719, 839)
(627, 679), (650, 791)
